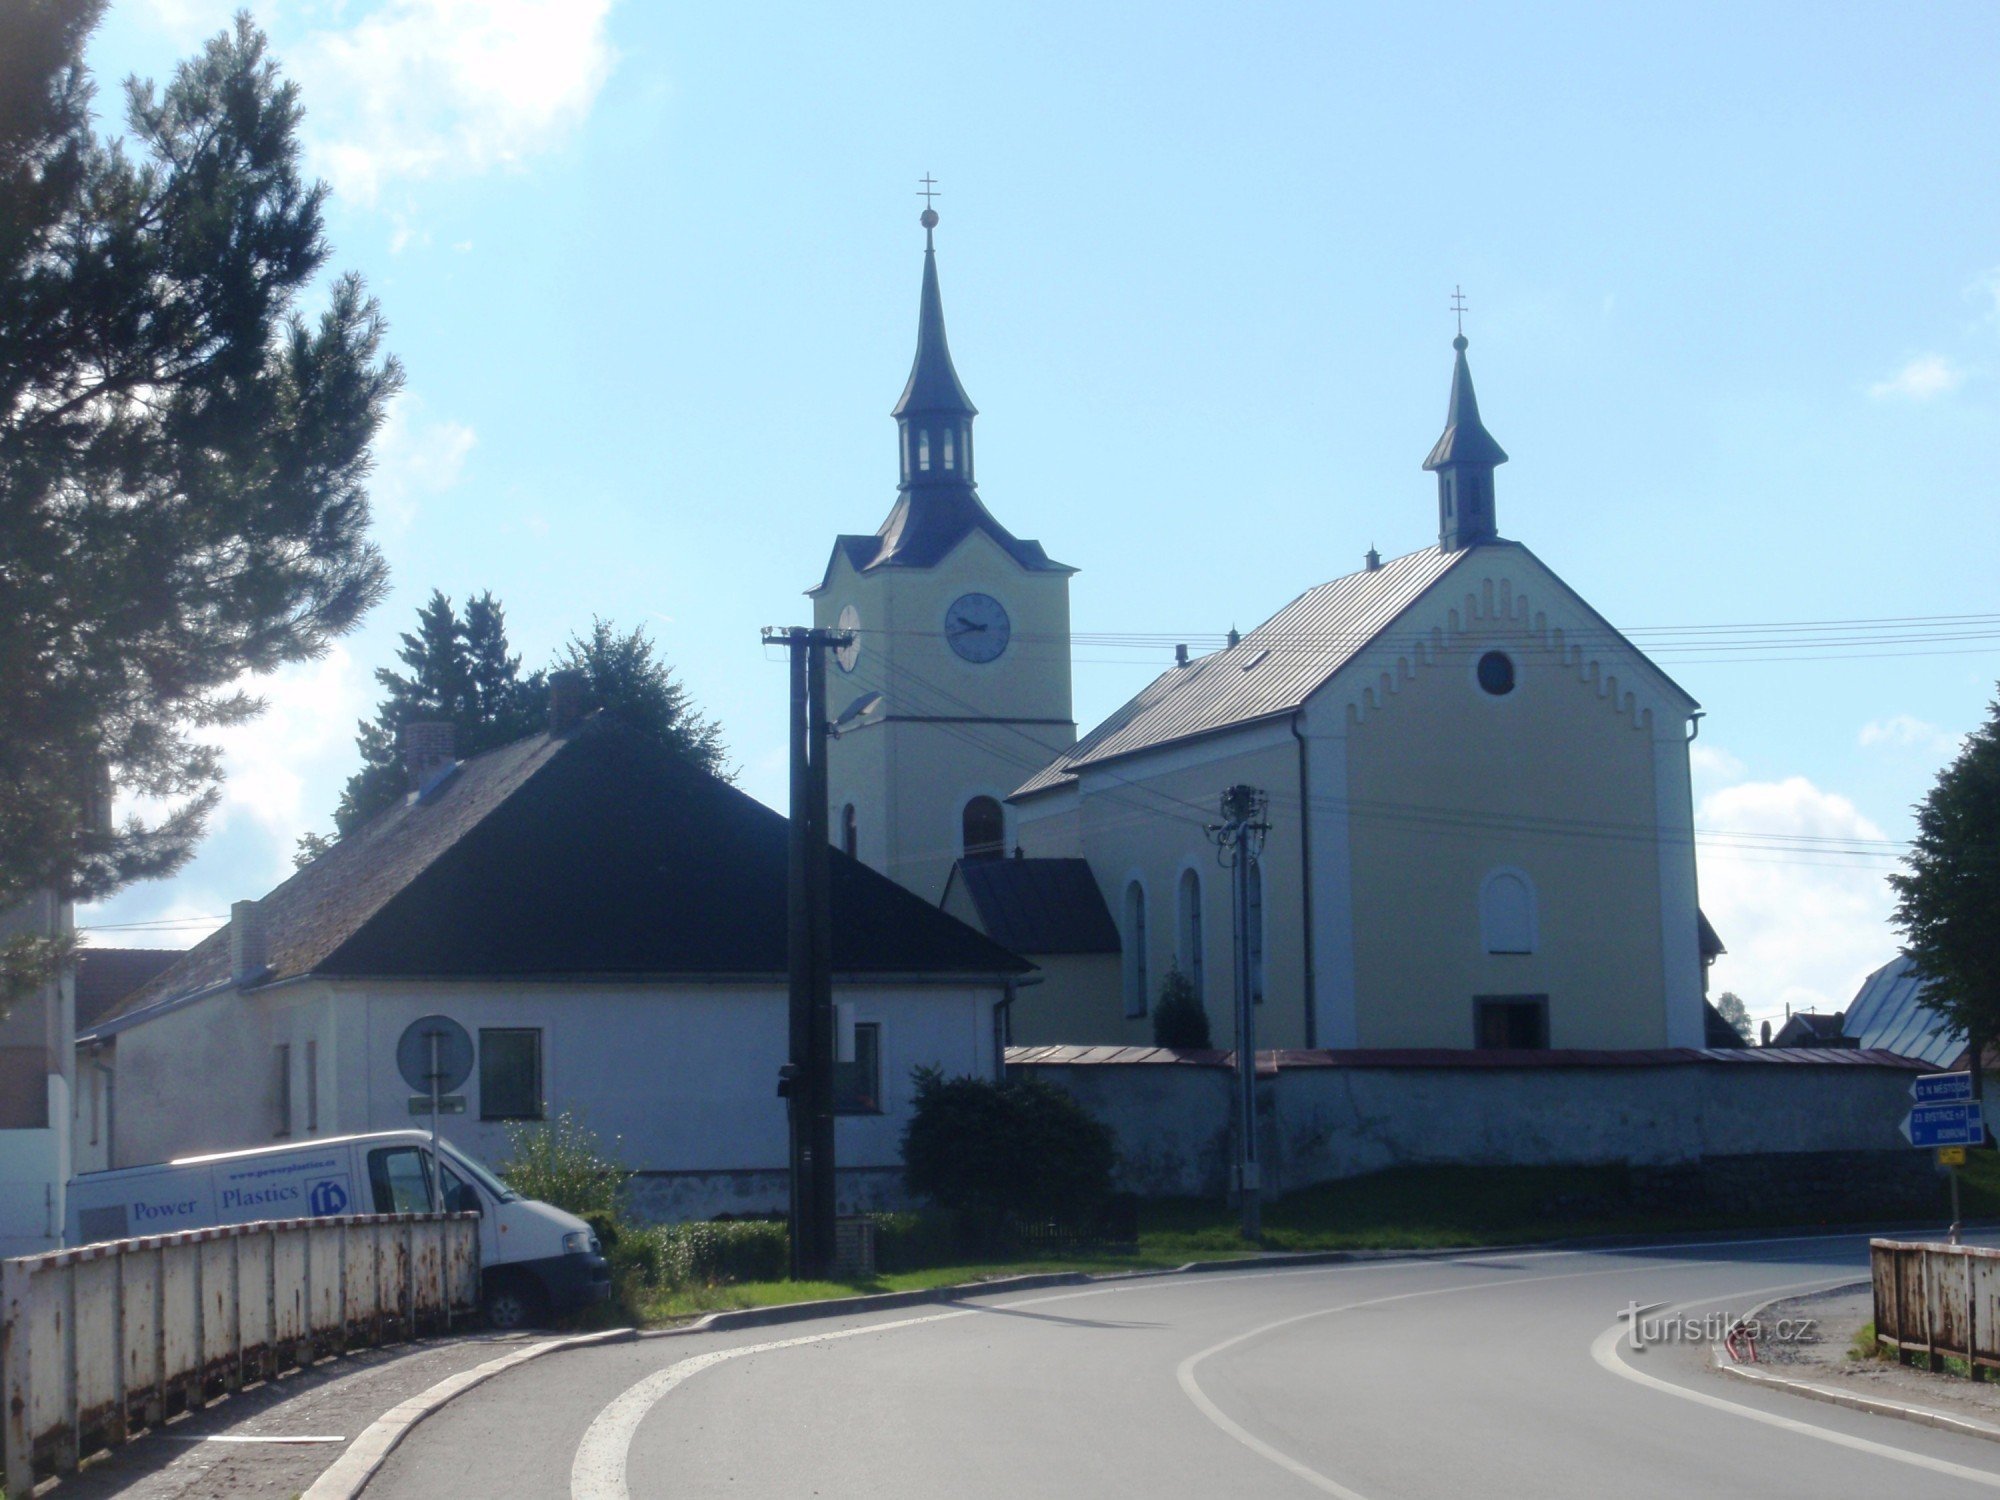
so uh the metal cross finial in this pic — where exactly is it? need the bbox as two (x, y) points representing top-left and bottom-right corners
(1451, 285), (1469, 337)
(917, 174), (941, 208)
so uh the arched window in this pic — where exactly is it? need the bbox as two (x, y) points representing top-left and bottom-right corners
(1480, 869), (1537, 955)
(1178, 868), (1204, 1000)
(962, 796), (1004, 861)
(841, 803), (857, 859)
(918, 429), (931, 471)
(942, 427), (955, 470)
(1246, 861), (1265, 1005)
(1122, 882), (1148, 1018)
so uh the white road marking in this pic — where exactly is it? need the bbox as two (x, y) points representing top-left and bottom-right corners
(160, 1434), (347, 1444)
(1591, 1281), (2000, 1488)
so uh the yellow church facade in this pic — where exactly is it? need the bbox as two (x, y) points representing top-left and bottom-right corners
(814, 213), (1708, 1054)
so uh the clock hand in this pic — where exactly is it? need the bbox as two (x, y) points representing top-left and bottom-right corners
(950, 618), (988, 632)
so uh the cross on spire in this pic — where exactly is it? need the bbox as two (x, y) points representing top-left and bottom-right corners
(1450, 285), (1469, 338)
(917, 174), (940, 208)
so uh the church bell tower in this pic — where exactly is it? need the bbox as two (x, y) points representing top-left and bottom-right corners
(808, 196), (1077, 903)
(1423, 328), (1508, 552)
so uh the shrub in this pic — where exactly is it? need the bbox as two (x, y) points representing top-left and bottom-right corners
(870, 1210), (959, 1273)
(900, 1067), (1117, 1241)
(1151, 961), (1212, 1049)
(497, 1111), (628, 1223)
(660, 1219), (789, 1286)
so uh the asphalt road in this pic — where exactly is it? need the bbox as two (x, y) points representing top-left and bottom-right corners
(364, 1231), (2000, 1499)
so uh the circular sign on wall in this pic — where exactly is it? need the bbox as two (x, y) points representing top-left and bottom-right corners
(396, 1014), (475, 1095)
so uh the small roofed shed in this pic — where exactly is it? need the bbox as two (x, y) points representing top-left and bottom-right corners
(940, 857), (1123, 1046)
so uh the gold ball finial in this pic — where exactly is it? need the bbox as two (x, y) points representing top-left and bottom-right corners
(920, 207), (939, 229)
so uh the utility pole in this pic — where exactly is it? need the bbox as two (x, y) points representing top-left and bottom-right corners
(1208, 784), (1270, 1240)
(764, 625), (852, 1279)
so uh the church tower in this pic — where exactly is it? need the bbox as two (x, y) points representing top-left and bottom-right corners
(809, 203), (1076, 903)
(1423, 332), (1508, 551)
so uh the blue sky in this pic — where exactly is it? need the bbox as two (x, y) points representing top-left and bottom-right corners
(80, 1), (2000, 1035)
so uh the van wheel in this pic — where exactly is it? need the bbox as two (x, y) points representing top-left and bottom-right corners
(482, 1273), (543, 1332)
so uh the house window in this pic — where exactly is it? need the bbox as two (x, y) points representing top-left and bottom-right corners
(1477, 650), (1516, 696)
(1479, 869), (1536, 954)
(479, 1029), (544, 1120)
(1475, 995), (1549, 1050)
(962, 796), (1005, 861)
(1246, 861), (1265, 1005)
(834, 1022), (882, 1114)
(842, 802), (858, 858)
(1178, 868), (1204, 1000)
(1122, 881), (1149, 1018)
(306, 1039), (319, 1133)
(367, 1145), (434, 1214)
(273, 1043), (291, 1138)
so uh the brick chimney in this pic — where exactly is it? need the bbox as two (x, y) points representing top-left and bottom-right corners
(400, 721), (456, 792)
(230, 899), (269, 988)
(549, 670), (587, 735)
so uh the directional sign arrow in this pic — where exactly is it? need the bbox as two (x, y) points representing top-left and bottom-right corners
(1903, 1100), (1985, 1149)
(1913, 1071), (1975, 1105)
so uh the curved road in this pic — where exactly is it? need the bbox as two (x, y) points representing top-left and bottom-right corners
(365, 1232), (2000, 1499)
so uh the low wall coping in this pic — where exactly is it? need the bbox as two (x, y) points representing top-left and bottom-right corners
(1005, 1044), (1931, 1073)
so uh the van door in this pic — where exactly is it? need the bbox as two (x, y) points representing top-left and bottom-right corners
(365, 1143), (435, 1214)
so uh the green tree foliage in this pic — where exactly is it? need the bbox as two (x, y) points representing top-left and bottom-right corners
(1714, 991), (1752, 1043)
(1152, 961), (1212, 1049)
(314, 599), (727, 844)
(1890, 692), (2000, 1053)
(0, 4), (398, 926)
(900, 1066), (1117, 1235)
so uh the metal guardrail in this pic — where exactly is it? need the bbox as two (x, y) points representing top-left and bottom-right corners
(1870, 1237), (2000, 1377)
(2, 1212), (479, 1492)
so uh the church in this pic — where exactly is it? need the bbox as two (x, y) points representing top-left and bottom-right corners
(811, 208), (1710, 1054)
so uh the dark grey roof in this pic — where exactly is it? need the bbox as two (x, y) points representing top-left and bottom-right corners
(943, 858), (1120, 956)
(1770, 1012), (1852, 1048)
(1015, 543), (1468, 796)
(890, 225), (975, 419)
(1698, 909), (1726, 961)
(1702, 999), (1749, 1049)
(1423, 336), (1509, 471)
(816, 490), (1073, 588)
(100, 721), (1026, 1030)
(74, 948), (184, 1031)
(1843, 955), (1966, 1068)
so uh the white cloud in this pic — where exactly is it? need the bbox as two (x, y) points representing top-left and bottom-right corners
(368, 394), (476, 530)
(1697, 776), (1899, 1033)
(1868, 353), (1966, 401)
(1688, 742), (1745, 784)
(292, 0), (618, 206)
(209, 647), (369, 849)
(1859, 714), (1963, 757)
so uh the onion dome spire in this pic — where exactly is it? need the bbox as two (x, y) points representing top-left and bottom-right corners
(1423, 290), (1508, 551)
(892, 185), (976, 491)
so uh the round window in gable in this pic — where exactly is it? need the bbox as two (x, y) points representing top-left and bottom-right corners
(1477, 650), (1516, 696)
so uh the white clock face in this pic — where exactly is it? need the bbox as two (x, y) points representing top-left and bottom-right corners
(945, 592), (1010, 663)
(836, 605), (861, 673)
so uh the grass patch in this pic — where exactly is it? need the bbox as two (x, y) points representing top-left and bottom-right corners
(1849, 1321), (1884, 1362)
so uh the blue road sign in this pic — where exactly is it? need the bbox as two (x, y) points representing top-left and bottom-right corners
(1913, 1071), (1975, 1105)
(1904, 1101), (1985, 1149)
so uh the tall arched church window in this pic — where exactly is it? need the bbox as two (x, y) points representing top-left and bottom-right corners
(1480, 869), (1537, 955)
(918, 429), (931, 471)
(841, 803), (857, 859)
(1123, 882), (1148, 1018)
(942, 428), (955, 470)
(1178, 868), (1204, 1000)
(1246, 861), (1265, 1005)
(962, 796), (1004, 862)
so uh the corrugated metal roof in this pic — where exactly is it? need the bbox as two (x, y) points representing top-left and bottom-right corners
(947, 858), (1120, 955)
(1015, 544), (1468, 796)
(1006, 1044), (1930, 1071)
(1843, 955), (1966, 1068)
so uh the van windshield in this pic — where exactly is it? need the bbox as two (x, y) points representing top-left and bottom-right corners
(439, 1144), (518, 1203)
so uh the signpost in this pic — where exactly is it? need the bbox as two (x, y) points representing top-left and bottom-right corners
(1903, 1072), (1983, 1243)
(396, 1015), (474, 1207)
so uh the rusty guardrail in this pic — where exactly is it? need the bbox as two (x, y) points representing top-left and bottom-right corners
(1870, 1237), (2000, 1377)
(2, 1212), (479, 1492)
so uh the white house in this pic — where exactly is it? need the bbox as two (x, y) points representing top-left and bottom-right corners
(814, 212), (1712, 1054)
(0, 893), (74, 1258)
(75, 711), (1029, 1224)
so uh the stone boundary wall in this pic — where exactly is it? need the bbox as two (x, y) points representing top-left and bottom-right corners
(1009, 1048), (1940, 1206)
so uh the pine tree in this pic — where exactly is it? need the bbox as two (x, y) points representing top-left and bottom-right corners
(553, 620), (726, 778)
(0, 4), (398, 916)
(1890, 690), (2000, 1057)
(1152, 962), (1212, 1049)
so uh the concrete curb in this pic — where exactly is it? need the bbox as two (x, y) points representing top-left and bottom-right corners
(300, 1326), (637, 1500)
(1711, 1281), (2000, 1446)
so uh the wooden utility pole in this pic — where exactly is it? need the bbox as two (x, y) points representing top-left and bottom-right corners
(1208, 784), (1270, 1240)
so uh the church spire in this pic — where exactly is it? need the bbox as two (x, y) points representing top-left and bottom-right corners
(1422, 308), (1508, 551)
(892, 192), (977, 491)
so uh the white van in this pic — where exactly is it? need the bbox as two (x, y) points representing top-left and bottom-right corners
(65, 1131), (610, 1329)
